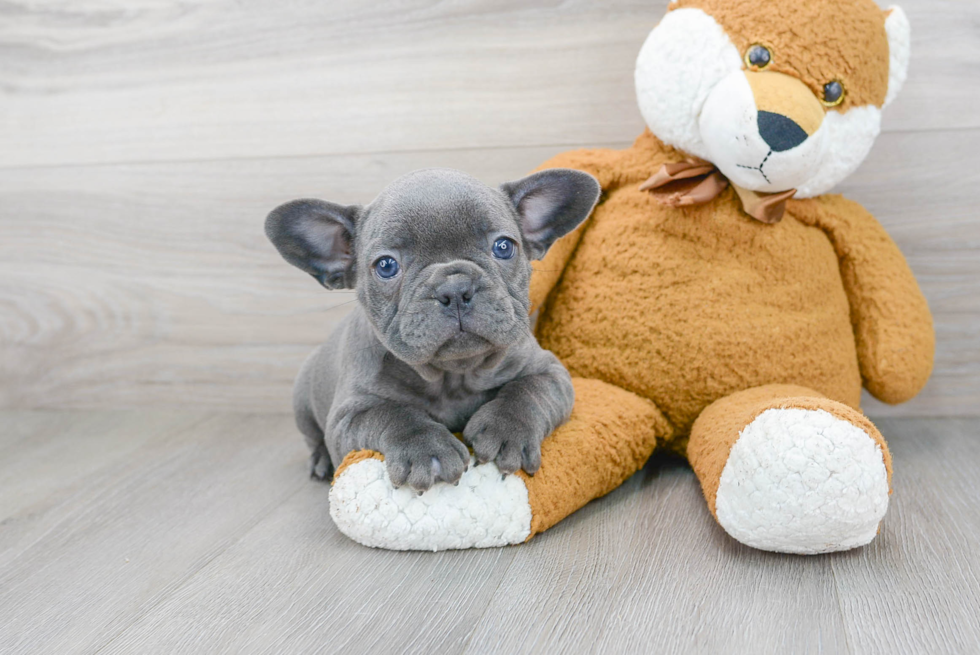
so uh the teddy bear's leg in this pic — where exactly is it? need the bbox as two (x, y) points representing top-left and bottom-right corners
(329, 378), (670, 550)
(687, 384), (893, 554)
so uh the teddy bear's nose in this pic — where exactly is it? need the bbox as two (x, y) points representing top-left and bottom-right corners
(757, 111), (809, 152)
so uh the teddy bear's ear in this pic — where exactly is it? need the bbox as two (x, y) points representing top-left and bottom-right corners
(500, 169), (601, 260)
(884, 6), (911, 107)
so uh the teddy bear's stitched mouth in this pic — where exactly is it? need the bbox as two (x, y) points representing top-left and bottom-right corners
(736, 149), (773, 184)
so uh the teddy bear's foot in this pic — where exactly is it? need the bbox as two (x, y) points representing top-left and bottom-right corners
(715, 407), (890, 554)
(329, 451), (532, 551)
(689, 384), (893, 555)
(329, 378), (669, 551)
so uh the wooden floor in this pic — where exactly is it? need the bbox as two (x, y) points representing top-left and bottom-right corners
(0, 412), (977, 654)
(2, 1), (979, 653)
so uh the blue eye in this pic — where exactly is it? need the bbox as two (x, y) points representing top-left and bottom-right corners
(374, 256), (399, 279)
(492, 238), (516, 260)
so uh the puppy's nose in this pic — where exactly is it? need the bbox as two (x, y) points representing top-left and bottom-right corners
(757, 111), (809, 152)
(435, 274), (476, 311)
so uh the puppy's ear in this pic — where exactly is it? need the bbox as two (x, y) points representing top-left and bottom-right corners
(501, 169), (601, 260)
(265, 199), (360, 289)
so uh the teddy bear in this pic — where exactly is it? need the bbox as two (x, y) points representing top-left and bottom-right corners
(327, 0), (934, 554)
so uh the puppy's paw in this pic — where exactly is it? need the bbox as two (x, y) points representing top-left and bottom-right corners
(463, 400), (543, 476)
(382, 428), (470, 492)
(310, 443), (333, 482)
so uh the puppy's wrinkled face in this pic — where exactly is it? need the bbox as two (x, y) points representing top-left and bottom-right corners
(356, 170), (533, 368)
(265, 168), (600, 371)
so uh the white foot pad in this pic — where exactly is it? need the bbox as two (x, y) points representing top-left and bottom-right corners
(329, 456), (532, 551)
(715, 408), (890, 554)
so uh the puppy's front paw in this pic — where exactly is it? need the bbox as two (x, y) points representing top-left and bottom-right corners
(382, 428), (470, 492)
(463, 400), (543, 476)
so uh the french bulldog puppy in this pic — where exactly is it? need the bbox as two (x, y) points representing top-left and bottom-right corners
(265, 168), (601, 491)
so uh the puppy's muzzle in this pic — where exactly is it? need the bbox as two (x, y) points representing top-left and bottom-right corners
(426, 261), (484, 320)
(435, 274), (475, 315)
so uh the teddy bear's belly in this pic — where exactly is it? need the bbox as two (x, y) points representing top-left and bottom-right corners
(536, 192), (862, 437)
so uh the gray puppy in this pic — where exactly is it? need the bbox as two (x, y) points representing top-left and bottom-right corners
(265, 168), (600, 491)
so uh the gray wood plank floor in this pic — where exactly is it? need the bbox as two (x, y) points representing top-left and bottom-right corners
(1, 412), (977, 654)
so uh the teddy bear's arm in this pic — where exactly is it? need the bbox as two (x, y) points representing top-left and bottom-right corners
(794, 195), (935, 404)
(529, 148), (620, 312)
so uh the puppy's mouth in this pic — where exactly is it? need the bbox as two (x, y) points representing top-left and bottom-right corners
(431, 331), (494, 362)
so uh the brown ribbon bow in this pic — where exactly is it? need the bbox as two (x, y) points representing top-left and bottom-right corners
(639, 158), (797, 224)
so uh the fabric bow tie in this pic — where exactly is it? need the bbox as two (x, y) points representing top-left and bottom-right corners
(639, 158), (797, 224)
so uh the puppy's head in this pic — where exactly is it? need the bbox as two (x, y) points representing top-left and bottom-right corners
(265, 168), (599, 370)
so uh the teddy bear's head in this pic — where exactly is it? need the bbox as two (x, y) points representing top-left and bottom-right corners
(635, 0), (910, 198)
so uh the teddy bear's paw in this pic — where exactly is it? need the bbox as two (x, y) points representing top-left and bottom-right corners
(329, 453), (532, 551)
(714, 408), (890, 555)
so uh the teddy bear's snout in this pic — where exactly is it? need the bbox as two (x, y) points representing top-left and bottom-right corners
(757, 111), (808, 152)
(745, 70), (824, 152)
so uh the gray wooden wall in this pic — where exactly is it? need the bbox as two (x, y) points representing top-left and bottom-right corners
(1, 0), (977, 415)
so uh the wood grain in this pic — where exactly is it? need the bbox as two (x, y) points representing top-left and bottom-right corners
(1, 0), (975, 169)
(0, 0), (978, 414)
(0, 409), (206, 530)
(0, 412), (308, 653)
(833, 418), (980, 654)
(101, 484), (519, 655)
(2, 412), (977, 654)
(1, 133), (977, 415)
(468, 455), (852, 654)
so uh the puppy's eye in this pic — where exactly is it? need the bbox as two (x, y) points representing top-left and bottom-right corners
(821, 80), (845, 107)
(491, 238), (516, 260)
(745, 44), (771, 69)
(374, 256), (399, 279)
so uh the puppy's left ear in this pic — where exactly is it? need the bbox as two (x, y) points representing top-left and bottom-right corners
(501, 169), (601, 260)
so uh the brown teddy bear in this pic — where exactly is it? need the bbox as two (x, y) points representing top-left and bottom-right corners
(328, 0), (934, 554)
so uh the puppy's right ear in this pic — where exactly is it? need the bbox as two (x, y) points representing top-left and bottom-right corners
(265, 199), (360, 289)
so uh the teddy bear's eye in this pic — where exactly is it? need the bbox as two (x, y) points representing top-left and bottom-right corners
(745, 44), (771, 69)
(822, 80), (845, 107)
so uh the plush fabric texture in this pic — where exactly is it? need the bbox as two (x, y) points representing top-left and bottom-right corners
(523, 128), (926, 552)
(713, 404), (891, 554)
(635, 7), (741, 162)
(671, 0), (892, 111)
(330, 378), (669, 549)
(636, 0), (906, 198)
(519, 378), (670, 537)
(332, 449), (385, 479)
(533, 131), (933, 431)
(330, 452), (533, 551)
(883, 7), (911, 106)
(791, 195), (935, 403)
(687, 384), (893, 520)
(328, 0), (932, 554)
(793, 105), (883, 198)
